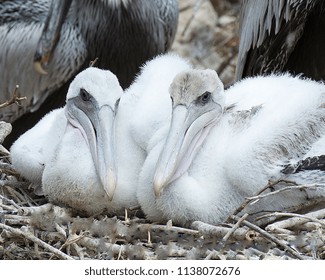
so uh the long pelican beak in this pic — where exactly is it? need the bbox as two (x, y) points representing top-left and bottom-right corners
(153, 105), (220, 197)
(34, 0), (72, 74)
(94, 105), (117, 200)
(66, 103), (117, 200)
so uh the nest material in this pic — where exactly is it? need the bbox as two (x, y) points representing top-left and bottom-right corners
(1, 146), (324, 260)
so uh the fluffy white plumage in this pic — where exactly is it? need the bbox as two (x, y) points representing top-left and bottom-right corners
(114, 53), (192, 208)
(10, 54), (192, 215)
(137, 71), (325, 225)
(11, 67), (124, 215)
(10, 108), (66, 194)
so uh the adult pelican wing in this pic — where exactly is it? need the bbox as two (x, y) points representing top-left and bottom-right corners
(236, 0), (325, 81)
(1, 0), (179, 146)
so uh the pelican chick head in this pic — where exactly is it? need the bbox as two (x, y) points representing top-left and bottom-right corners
(153, 69), (225, 196)
(65, 67), (123, 200)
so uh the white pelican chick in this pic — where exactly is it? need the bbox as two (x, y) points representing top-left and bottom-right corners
(11, 67), (124, 215)
(137, 70), (325, 225)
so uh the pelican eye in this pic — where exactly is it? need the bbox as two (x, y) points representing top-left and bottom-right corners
(80, 88), (91, 101)
(197, 91), (211, 105)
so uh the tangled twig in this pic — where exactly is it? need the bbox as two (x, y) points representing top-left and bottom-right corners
(0, 85), (27, 109)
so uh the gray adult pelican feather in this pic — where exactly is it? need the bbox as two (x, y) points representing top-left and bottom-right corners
(236, 0), (325, 81)
(0, 0), (179, 145)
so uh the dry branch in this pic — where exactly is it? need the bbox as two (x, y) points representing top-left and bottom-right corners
(221, 213), (249, 245)
(0, 223), (73, 260)
(191, 220), (255, 240)
(0, 85), (26, 109)
(140, 223), (200, 236)
(247, 184), (325, 203)
(266, 209), (325, 232)
(230, 215), (309, 260)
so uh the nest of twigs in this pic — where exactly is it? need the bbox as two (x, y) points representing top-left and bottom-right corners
(1, 120), (324, 260)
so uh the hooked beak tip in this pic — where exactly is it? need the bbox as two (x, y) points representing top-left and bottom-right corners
(102, 172), (117, 201)
(33, 61), (48, 75)
(153, 179), (165, 198)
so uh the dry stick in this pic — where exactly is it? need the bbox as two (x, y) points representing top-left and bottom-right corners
(272, 199), (325, 216)
(0, 203), (18, 212)
(205, 250), (225, 260)
(76, 235), (126, 256)
(259, 212), (325, 226)
(221, 213), (249, 246)
(71, 243), (85, 260)
(0, 162), (17, 174)
(4, 185), (27, 206)
(19, 187), (39, 207)
(230, 215), (308, 260)
(19, 203), (54, 216)
(139, 223), (200, 236)
(247, 184), (325, 204)
(231, 179), (298, 218)
(117, 246), (123, 260)
(0, 145), (10, 156)
(301, 221), (324, 231)
(3, 214), (29, 222)
(0, 193), (21, 209)
(191, 220), (252, 239)
(234, 184), (325, 224)
(0, 180), (29, 189)
(3, 218), (30, 226)
(55, 222), (67, 238)
(89, 57), (99, 67)
(0, 85), (27, 109)
(147, 230), (152, 245)
(0, 223), (73, 260)
(60, 233), (87, 260)
(266, 209), (325, 232)
(256, 179), (299, 195)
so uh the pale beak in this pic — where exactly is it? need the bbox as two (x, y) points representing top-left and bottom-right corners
(94, 105), (117, 200)
(153, 105), (220, 197)
(34, 0), (72, 74)
(66, 103), (117, 200)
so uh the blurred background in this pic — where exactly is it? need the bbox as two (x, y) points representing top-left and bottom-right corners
(172, 0), (240, 87)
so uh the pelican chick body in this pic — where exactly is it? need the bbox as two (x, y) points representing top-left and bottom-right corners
(138, 71), (325, 225)
(11, 67), (125, 215)
(10, 108), (66, 194)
